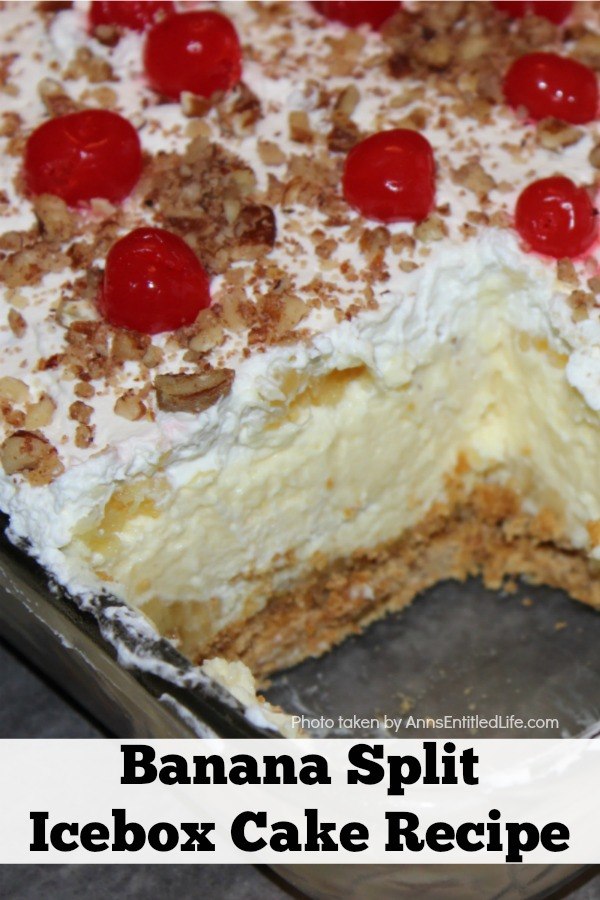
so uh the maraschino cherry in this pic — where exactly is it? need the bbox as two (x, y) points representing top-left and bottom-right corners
(493, 1), (573, 23)
(343, 129), (436, 223)
(99, 228), (211, 334)
(24, 110), (142, 207)
(144, 11), (242, 100)
(503, 53), (598, 124)
(89, 1), (174, 32)
(515, 176), (598, 258)
(311, 1), (402, 28)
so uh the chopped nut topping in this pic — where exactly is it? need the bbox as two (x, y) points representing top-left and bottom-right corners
(588, 276), (600, 295)
(56, 297), (98, 328)
(231, 204), (276, 260)
(112, 330), (151, 363)
(451, 161), (496, 200)
(180, 91), (218, 118)
(334, 84), (360, 118)
(23, 393), (55, 429)
(37, 77), (79, 117)
(324, 31), (366, 76)
(536, 118), (583, 151)
(0, 376), (29, 405)
(33, 194), (76, 242)
(589, 142), (600, 169)
(188, 308), (225, 354)
(7, 307), (26, 338)
(142, 345), (164, 369)
(114, 391), (146, 421)
(63, 47), (115, 83)
(257, 141), (286, 167)
(414, 35), (453, 71)
(556, 258), (579, 286)
(315, 237), (337, 260)
(0, 430), (63, 485)
(572, 33), (600, 70)
(289, 110), (313, 144)
(146, 138), (276, 275)
(74, 382), (95, 399)
(91, 23), (120, 47)
(0, 111), (21, 137)
(327, 120), (360, 153)
(74, 423), (95, 448)
(359, 226), (390, 259)
(227, 82), (262, 132)
(413, 214), (449, 243)
(155, 366), (235, 413)
(0, 244), (70, 288)
(568, 289), (595, 321)
(69, 400), (93, 424)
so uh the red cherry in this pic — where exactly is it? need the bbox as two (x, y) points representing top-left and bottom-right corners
(99, 228), (211, 334)
(89, 1), (174, 32)
(503, 52), (598, 124)
(493, 1), (573, 23)
(144, 11), (242, 100)
(343, 129), (436, 224)
(515, 176), (598, 258)
(531, 1), (573, 22)
(24, 110), (142, 207)
(494, 1), (527, 14)
(311, 1), (401, 28)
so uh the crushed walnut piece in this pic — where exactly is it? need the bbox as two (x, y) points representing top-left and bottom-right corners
(0, 110), (20, 137)
(33, 194), (76, 243)
(154, 366), (235, 414)
(536, 117), (583, 151)
(257, 140), (286, 167)
(74, 423), (95, 448)
(37, 77), (80, 117)
(589, 141), (600, 169)
(69, 400), (93, 425)
(7, 307), (26, 337)
(114, 390), (147, 421)
(0, 376), (29, 405)
(414, 214), (449, 243)
(180, 90), (221, 119)
(568, 288), (596, 321)
(63, 47), (115, 83)
(24, 393), (55, 430)
(74, 381), (95, 399)
(111, 330), (150, 363)
(451, 161), (496, 201)
(556, 258), (579, 286)
(0, 430), (63, 485)
(187, 308), (225, 354)
(0, 243), (70, 288)
(289, 110), (313, 144)
(144, 137), (276, 276)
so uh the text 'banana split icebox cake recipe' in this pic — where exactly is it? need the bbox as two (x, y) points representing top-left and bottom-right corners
(0, 0), (600, 685)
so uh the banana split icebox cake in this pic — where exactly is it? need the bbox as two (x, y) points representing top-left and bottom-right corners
(0, 0), (600, 686)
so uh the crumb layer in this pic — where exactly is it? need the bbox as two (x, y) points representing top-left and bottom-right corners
(175, 483), (600, 679)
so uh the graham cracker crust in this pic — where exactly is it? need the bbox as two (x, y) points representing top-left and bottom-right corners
(198, 483), (600, 680)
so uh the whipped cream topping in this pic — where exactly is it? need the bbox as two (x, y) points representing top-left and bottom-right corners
(0, 1), (599, 596)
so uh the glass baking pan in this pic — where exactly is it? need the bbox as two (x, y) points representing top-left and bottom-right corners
(0, 511), (597, 898)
